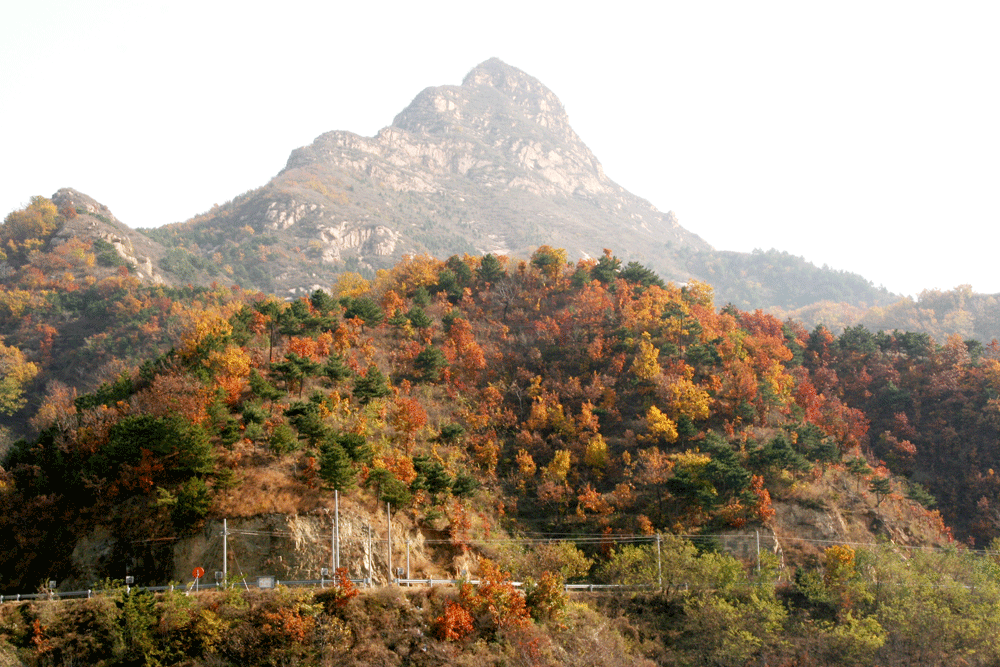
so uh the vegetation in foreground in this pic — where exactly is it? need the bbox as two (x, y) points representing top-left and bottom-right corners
(4, 541), (1000, 666)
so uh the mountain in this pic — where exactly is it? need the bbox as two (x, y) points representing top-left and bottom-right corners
(141, 58), (903, 315)
(141, 59), (708, 295)
(12, 59), (994, 342)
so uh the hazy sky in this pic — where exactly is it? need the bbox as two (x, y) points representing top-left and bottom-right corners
(3, 1), (998, 297)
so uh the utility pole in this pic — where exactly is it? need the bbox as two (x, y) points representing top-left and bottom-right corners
(222, 518), (228, 586)
(756, 530), (761, 575)
(365, 521), (372, 585)
(656, 533), (662, 591)
(387, 502), (393, 584)
(335, 490), (341, 570)
(406, 539), (411, 585)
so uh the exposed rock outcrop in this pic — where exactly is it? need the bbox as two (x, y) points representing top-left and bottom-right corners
(50, 188), (168, 284)
(67, 512), (457, 590)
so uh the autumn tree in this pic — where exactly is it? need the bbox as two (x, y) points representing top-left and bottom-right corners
(529, 245), (568, 281)
(630, 332), (662, 384)
(391, 395), (428, 453)
(0, 338), (39, 415)
(1, 196), (63, 262)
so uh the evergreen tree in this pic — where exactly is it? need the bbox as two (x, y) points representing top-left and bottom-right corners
(329, 431), (372, 464)
(477, 253), (505, 284)
(619, 261), (665, 288)
(412, 455), (452, 504)
(284, 401), (328, 446)
(249, 369), (284, 402)
(353, 364), (391, 404)
(319, 442), (356, 492)
(411, 287), (431, 307)
(591, 251), (621, 284)
(869, 476), (892, 506)
(413, 345), (448, 382)
(407, 305), (433, 330)
(342, 297), (384, 331)
(323, 354), (352, 383)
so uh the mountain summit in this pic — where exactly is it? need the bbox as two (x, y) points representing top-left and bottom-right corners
(140, 59), (892, 315)
(155, 59), (710, 295)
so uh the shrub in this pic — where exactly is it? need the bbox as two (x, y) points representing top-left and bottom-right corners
(524, 571), (567, 622)
(436, 600), (474, 641)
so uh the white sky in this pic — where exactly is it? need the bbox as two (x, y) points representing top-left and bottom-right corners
(2, 1), (998, 297)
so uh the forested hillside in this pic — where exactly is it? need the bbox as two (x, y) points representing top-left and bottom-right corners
(4, 197), (1000, 665)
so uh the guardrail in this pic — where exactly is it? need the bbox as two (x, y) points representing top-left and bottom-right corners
(395, 578), (656, 591)
(1, 577), (665, 604)
(0, 577), (373, 604)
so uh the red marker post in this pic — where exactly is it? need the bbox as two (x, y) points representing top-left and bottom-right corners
(193, 567), (205, 591)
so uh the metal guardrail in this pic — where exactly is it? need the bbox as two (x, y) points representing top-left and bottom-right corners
(394, 578), (656, 591)
(2, 577), (672, 604)
(0, 578), (373, 604)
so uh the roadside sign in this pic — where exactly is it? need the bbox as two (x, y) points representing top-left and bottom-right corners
(192, 567), (205, 579)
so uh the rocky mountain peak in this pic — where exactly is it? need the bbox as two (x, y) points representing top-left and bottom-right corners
(392, 58), (577, 146)
(47, 188), (169, 284)
(462, 57), (572, 132)
(51, 188), (119, 223)
(172, 59), (712, 296)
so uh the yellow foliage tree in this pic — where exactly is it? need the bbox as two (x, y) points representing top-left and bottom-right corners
(386, 254), (443, 294)
(0, 339), (39, 415)
(584, 434), (609, 472)
(333, 272), (371, 299)
(545, 449), (572, 482)
(515, 448), (536, 491)
(177, 312), (234, 363)
(645, 405), (679, 443)
(631, 332), (661, 382)
(204, 345), (253, 404)
(682, 280), (715, 308)
(660, 365), (712, 421)
(530, 245), (568, 281)
(1, 196), (62, 260)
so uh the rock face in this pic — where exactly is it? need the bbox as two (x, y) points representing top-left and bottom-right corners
(67, 511), (457, 590)
(170, 58), (711, 295)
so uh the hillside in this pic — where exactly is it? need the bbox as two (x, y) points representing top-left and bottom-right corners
(3, 236), (1000, 665)
(7, 194), (1000, 662)
(2, 234), (979, 578)
(5, 52), (1000, 665)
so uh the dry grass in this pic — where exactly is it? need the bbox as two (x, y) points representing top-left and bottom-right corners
(773, 464), (955, 566)
(213, 453), (326, 517)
